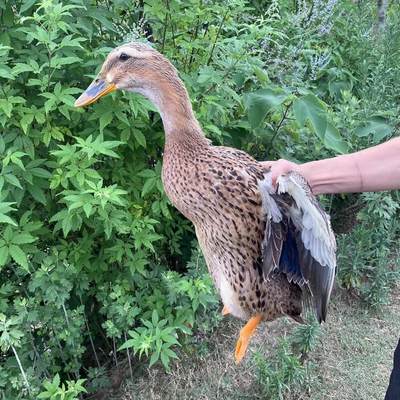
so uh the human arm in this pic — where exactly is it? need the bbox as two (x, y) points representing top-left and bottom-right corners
(262, 137), (400, 195)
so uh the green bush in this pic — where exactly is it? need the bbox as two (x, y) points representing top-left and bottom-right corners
(0, 0), (222, 397)
(337, 191), (400, 307)
(0, 0), (399, 398)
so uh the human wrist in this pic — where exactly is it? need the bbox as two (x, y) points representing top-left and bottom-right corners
(296, 161), (320, 194)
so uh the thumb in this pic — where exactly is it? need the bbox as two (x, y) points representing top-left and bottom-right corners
(261, 161), (273, 171)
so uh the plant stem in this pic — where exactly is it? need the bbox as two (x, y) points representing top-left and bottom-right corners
(161, 11), (168, 52)
(62, 303), (82, 379)
(165, 0), (176, 49)
(186, 13), (201, 72)
(30, 332), (50, 378)
(124, 332), (134, 381)
(206, 9), (229, 66)
(267, 101), (292, 155)
(113, 337), (118, 366)
(52, 325), (73, 380)
(12, 345), (30, 393)
(62, 303), (70, 328)
(83, 308), (101, 369)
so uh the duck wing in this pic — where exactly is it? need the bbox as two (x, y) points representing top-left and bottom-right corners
(258, 171), (336, 322)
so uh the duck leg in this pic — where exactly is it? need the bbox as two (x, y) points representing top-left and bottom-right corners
(234, 314), (262, 364)
(222, 305), (230, 316)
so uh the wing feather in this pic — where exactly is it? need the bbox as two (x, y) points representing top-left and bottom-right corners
(277, 172), (336, 270)
(258, 171), (336, 322)
(259, 176), (284, 276)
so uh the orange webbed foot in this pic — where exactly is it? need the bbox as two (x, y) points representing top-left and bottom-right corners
(234, 315), (262, 364)
(222, 305), (230, 316)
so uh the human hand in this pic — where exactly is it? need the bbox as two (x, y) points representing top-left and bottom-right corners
(261, 159), (300, 188)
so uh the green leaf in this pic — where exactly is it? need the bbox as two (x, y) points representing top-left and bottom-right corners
(27, 185), (47, 205)
(0, 65), (14, 80)
(53, 373), (60, 388)
(152, 310), (159, 325)
(141, 178), (156, 197)
(12, 63), (34, 76)
(9, 244), (28, 271)
(86, 7), (117, 31)
(99, 113), (113, 134)
(4, 174), (23, 189)
(51, 56), (82, 68)
(12, 233), (36, 245)
(0, 246), (8, 266)
(83, 203), (93, 218)
(49, 209), (68, 223)
(138, 169), (156, 179)
(0, 99), (13, 118)
(0, 213), (17, 226)
(34, 111), (45, 124)
(20, 0), (37, 14)
(293, 94), (328, 140)
(42, 129), (52, 146)
(355, 117), (394, 142)
(253, 66), (269, 84)
(118, 339), (136, 351)
(30, 167), (52, 179)
(20, 114), (34, 134)
(163, 347), (179, 359)
(61, 214), (73, 237)
(160, 351), (171, 370)
(133, 129), (146, 148)
(149, 350), (160, 367)
(324, 123), (348, 154)
(243, 88), (288, 128)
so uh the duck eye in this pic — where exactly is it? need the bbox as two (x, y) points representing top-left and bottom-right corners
(119, 53), (130, 61)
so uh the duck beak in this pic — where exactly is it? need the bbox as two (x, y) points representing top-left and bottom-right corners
(74, 78), (117, 107)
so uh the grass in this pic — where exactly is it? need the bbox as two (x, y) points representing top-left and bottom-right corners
(110, 286), (400, 400)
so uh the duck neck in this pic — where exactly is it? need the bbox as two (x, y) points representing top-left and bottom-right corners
(136, 76), (208, 149)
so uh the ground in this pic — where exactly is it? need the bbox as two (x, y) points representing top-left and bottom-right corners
(111, 286), (400, 400)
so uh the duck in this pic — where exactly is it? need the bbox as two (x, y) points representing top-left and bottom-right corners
(74, 42), (336, 364)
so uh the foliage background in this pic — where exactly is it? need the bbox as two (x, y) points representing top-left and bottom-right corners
(0, 0), (399, 398)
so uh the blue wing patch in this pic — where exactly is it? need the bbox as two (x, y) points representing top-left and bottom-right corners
(279, 227), (304, 284)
